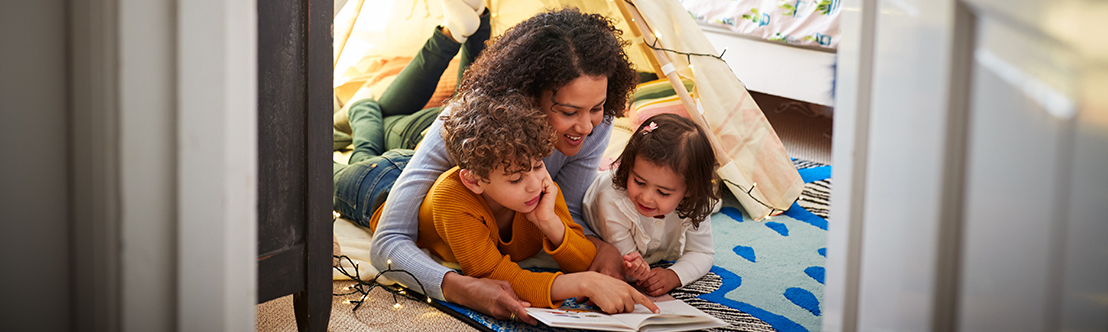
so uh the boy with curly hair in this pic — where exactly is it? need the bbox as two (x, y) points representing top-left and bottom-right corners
(366, 92), (656, 312)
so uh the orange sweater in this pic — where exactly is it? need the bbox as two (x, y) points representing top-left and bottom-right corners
(371, 167), (596, 308)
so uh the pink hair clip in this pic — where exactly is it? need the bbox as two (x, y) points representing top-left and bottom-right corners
(642, 121), (658, 134)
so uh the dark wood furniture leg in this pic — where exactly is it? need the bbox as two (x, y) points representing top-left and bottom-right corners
(256, 0), (332, 331)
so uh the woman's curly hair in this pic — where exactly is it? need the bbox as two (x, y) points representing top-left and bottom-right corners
(611, 114), (721, 227)
(457, 7), (638, 119)
(441, 93), (556, 179)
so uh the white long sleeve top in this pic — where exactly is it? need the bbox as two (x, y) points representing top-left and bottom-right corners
(582, 171), (715, 286)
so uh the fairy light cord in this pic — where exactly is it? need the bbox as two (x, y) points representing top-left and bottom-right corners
(329, 213), (432, 310)
(332, 254), (433, 311)
(645, 37), (726, 63)
(622, 0), (727, 64)
(720, 179), (797, 218)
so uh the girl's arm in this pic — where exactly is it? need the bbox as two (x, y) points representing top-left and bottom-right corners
(667, 220), (715, 286)
(583, 171), (640, 256)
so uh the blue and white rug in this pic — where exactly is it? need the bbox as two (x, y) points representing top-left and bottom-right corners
(434, 160), (832, 332)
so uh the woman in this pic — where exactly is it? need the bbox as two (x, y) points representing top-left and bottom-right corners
(334, 4), (641, 323)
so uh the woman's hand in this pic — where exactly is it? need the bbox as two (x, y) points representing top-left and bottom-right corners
(586, 237), (624, 280)
(621, 252), (650, 281)
(442, 272), (537, 325)
(636, 268), (681, 297)
(554, 271), (659, 314)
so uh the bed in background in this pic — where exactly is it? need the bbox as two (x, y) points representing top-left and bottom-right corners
(682, 0), (839, 110)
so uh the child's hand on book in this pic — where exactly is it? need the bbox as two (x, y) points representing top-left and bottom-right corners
(560, 271), (660, 314)
(636, 268), (681, 296)
(622, 252), (650, 281)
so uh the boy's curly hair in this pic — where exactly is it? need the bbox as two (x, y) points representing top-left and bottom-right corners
(457, 7), (638, 120)
(612, 114), (721, 227)
(441, 93), (556, 179)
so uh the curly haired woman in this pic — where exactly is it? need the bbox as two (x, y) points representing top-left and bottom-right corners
(332, 2), (640, 324)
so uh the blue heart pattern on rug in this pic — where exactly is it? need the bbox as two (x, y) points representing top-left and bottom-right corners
(705, 161), (831, 332)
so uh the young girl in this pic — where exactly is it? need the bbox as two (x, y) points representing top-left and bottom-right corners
(583, 113), (721, 296)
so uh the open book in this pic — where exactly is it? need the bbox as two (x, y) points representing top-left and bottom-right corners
(526, 298), (727, 332)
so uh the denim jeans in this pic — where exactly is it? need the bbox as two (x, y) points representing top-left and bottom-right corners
(333, 149), (414, 228)
(333, 11), (491, 226)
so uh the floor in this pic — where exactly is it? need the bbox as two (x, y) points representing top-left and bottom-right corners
(751, 91), (834, 165)
(257, 280), (478, 331)
(257, 92), (833, 331)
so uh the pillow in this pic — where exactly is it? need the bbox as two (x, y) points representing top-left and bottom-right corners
(627, 78), (695, 127)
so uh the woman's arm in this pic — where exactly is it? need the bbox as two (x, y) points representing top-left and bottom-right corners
(369, 115), (457, 300)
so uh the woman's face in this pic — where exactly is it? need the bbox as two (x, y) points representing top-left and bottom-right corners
(539, 75), (607, 157)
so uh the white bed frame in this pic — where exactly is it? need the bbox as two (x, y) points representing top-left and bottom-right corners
(698, 23), (838, 110)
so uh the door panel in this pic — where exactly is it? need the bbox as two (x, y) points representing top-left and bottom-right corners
(959, 15), (1076, 331)
(843, 0), (1108, 330)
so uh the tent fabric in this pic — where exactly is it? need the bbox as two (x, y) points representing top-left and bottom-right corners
(629, 0), (804, 218)
(332, 0), (803, 219)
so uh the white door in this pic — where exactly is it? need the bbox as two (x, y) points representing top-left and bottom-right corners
(827, 0), (1108, 331)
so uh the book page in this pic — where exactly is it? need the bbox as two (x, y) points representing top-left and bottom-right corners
(526, 308), (636, 332)
(526, 296), (726, 332)
(610, 300), (722, 330)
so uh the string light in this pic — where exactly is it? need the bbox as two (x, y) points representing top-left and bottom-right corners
(644, 36), (726, 63)
(620, 0), (735, 78)
(333, 254), (433, 312)
(722, 179), (790, 221)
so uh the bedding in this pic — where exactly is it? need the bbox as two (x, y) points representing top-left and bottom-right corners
(683, 0), (841, 49)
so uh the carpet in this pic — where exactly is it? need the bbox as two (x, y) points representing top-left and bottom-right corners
(434, 160), (832, 332)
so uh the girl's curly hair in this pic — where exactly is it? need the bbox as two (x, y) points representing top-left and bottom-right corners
(611, 114), (721, 227)
(441, 93), (556, 179)
(457, 7), (638, 119)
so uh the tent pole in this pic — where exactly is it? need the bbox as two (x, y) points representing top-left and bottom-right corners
(612, 0), (665, 78)
(617, 0), (730, 166)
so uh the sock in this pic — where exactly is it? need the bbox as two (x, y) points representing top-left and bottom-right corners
(441, 0), (479, 43)
(461, 0), (485, 14)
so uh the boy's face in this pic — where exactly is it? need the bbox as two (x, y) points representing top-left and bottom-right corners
(626, 156), (687, 218)
(468, 159), (551, 214)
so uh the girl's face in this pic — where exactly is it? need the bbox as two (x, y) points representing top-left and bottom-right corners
(540, 75), (607, 157)
(626, 156), (687, 218)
